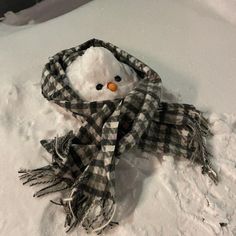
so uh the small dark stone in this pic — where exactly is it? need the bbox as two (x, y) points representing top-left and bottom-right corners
(96, 83), (103, 90)
(114, 75), (122, 82)
(219, 222), (227, 227)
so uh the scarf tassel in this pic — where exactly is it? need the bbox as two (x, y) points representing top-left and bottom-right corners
(186, 114), (218, 184)
(19, 165), (118, 234)
(18, 165), (72, 197)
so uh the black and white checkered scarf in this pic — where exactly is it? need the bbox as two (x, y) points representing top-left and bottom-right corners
(19, 39), (218, 234)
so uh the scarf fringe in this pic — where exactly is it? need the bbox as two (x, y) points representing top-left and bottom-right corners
(186, 114), (218, 184)
(58, 190), (117, 234)
(19, 166), (118, 234)
(18, 165), (72, 197)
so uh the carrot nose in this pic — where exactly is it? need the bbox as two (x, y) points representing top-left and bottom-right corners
(107, 82), (118, 92)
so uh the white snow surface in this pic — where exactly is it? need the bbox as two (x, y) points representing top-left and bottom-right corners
(0, 0), (236, 235)
(2, 0), (92, 26)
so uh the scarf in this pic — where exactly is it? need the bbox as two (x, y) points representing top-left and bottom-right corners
(19, 38), (218, 234)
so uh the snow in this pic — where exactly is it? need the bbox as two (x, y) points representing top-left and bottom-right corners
(2, 0), (91, 25)
(0, 0), (236, 235)
(182, 0), (236, 25)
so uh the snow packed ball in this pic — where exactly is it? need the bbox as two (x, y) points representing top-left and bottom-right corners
(66, 46), (139, 102)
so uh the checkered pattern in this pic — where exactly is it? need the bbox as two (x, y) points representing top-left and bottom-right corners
(19, 39), (218, 234)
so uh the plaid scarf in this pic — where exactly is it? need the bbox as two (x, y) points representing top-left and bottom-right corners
(19, 38), (218, 234)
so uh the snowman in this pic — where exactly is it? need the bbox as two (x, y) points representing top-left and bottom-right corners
(66, 46), (139, 102)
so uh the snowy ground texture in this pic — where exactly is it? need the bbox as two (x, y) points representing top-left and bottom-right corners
(0, 0), (236, 235)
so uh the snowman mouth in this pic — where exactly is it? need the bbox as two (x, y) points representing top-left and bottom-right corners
(107, 82), (118, 92)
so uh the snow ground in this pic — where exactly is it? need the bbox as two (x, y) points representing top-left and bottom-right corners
(2, 0), (92, 26)
(0, 0), (236, 235)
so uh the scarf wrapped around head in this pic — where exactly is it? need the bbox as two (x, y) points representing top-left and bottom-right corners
(19, 38), (218, 234)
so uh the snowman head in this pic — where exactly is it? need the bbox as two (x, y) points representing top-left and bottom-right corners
(66, 46), (139, 102)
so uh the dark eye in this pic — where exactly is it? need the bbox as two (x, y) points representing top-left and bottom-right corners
(96, 83), (103, 90)
(114, 75), (122, 82)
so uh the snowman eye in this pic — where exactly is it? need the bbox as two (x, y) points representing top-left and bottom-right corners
(96, 84), (103, 90)
(114, 76), (122, 82)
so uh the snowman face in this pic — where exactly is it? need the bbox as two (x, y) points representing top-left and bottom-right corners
(66, 47), (139, 102)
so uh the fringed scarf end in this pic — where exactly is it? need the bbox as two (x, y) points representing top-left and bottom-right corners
(51, 188), (117, 234)
(187, 113), (218, 184)
(18, 165), (72, 197)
